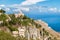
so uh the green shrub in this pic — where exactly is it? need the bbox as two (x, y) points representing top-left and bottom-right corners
(0, 31), (16, 40)
(7, 25), (18, 31)
(0, 9), (6, 13)
(1, 21), (8, 26)
(0, 14), (8, 21)
(16, 36), (27, 40)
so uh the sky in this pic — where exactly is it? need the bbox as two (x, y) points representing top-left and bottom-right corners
(0, 0), (60, 13)
(0, 0), (60, 32)
(0, 0), (46, 5)
(0, 0), (24, 5)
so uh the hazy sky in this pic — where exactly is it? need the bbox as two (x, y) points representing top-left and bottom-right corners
(0, 0), (60, 13)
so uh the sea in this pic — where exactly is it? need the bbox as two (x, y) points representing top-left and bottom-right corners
(23, 12), (60, 32)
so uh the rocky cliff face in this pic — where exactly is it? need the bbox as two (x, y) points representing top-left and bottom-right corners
(0, 10), (60, 40)
(34, 20), (60, 40)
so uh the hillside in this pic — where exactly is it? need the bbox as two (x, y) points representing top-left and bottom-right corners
(0, 9), (60, 40)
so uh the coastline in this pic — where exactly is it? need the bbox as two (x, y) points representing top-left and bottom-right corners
(35, 19), (60, 38)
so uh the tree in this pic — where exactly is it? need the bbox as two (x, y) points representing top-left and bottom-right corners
(0, 9), (6, 13)
(7, 25), (18, 31)
(42, 28), (45, 40)
(35, 24), (41, 28)
(21, 20), (29, 26)
(16, 36), (27, 40)
(9, 14), (18, 25)
(53, 37), (57, 40)
(23, 15), (30, 19)
(48, 37), (52, 40)
(0, 14), (8, 21)
(1, 21), (8, 26)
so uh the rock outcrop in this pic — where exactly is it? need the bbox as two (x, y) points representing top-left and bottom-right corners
(0, 9), (60, 40)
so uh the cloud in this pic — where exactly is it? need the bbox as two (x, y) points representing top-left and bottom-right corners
(39, 6), (48, 12)
(20, 0), (46, 5)
(20, 7), (30, 11)
(13, 7), (30, 12)
(58, 10), (60, 12)
(13, 9), (20, 12)
(8, 4), (21, 8)
(5, 0), (46, 12)
(6, 4), (60, 13)
(48, 7), (57, 12)
(0, 5), (5, 7)
(36, 6), (60, 13)
(5, 8), (10, 11)
(0, 8), (2, 10)
(0, 4), (59, 13)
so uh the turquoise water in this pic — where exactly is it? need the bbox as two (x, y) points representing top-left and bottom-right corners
(24, 13), (60, 32)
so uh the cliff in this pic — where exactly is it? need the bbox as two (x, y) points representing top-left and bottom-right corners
(0, 9), (60, 40)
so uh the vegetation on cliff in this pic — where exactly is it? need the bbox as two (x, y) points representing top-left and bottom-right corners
(0, 9), (59, 40)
